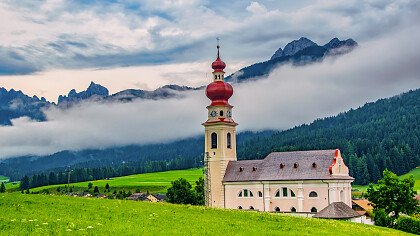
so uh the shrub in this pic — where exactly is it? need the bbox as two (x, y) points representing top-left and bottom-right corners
(373, 208), (393, 227)
(395, 216), (420, 235)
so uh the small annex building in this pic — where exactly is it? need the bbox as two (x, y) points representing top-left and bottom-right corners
(202, 44), (355, 215)
(314, 202), (361, 222)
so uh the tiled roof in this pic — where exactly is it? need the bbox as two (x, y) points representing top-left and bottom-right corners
(223, 150), (353, 182)
(352, 199), (373, 211)
(314, 202), (361, 219)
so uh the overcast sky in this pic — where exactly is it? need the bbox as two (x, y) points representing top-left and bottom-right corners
(0, 0), (419, 158)
(0, 0), (419, 100)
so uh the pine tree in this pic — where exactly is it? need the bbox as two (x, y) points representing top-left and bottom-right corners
(0, 182), (6, 193)
(20, 176), (30, 190)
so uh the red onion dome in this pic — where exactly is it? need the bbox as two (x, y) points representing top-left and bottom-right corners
(206, 81), (233, 106)
(211, 56), (226, 72)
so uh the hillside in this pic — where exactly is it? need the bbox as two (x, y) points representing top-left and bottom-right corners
(237, 89), (420, 185)
(0, 193), (409, 235)
(29, 168), (202, 194)
(354, 168), (420, 195)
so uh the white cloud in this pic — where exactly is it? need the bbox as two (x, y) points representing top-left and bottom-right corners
(0, 24), (419, 159)
(246, 2), (268, 15)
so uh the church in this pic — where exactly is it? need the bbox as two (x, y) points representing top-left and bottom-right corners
(203, 45), (354, 214)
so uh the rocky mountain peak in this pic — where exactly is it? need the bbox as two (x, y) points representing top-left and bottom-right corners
(324, 38), (357, 50)
(282, 37), (317, 57)
(58, 82), (109, 105)
(270, 47), (283, 60)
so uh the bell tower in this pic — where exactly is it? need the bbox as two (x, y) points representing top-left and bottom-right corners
(203, 42), (237, 208)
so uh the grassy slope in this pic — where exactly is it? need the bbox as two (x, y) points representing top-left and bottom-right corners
(0, 193), (411, 236)
(353, 168), (420, 195)
(30, 168), (203, 193)
(0, 175), (8, 182)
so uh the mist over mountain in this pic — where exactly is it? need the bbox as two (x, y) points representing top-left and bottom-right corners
(0, 88), (51, 125)
(0, 37), (356, 126)
(1, 89), (418, 185)
(225, 37), (357, 83)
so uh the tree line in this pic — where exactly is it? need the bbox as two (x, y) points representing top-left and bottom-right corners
(19, 158), (200, 190)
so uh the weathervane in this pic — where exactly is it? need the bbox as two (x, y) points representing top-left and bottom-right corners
(216, 37), (220, 57)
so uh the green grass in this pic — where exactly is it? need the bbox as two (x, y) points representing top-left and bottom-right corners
(30, 168), (203, 194)
(353, 168), (420, 196)
(0, 193), (411, 235)
(0, 175), (9, 183)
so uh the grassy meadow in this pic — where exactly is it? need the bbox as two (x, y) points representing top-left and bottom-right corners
(0, 193), (412, 235)
(352, 168), (420, 197)
(30, 168), (203, 194)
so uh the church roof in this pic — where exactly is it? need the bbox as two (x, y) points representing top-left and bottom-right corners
(313, 202), (361, 219)
(223, 150), (354, 182)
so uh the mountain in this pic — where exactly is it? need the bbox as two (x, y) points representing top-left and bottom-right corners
(109, 85), (199, 102)
(58, 82), (109, 105)
(226, 37), (357, 83)
(0, 83), (197, 125)
(1, 89), (419, 186)
(0, 37), (356, 125)
(271, 37), (317, 59)
(0, 88), (51, 125)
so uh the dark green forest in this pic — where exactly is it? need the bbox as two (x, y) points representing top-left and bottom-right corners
(3, 89), (420, 186)
(238, 89), (420, 185)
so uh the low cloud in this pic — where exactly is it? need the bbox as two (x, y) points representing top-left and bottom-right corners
(0, 25), (419, 159)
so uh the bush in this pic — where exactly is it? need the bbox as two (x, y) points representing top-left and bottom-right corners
(395, 216), (420, 235)
(373, 208), (393, 227)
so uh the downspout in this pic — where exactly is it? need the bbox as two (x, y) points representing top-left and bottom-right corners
(224, 183), (226, 209)
(260, 181), (265, 211)
(322, 180), (330, 204)
(262, 182), (265, 212)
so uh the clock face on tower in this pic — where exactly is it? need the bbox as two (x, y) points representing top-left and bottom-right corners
(227, 110), (232, 118)
(210, 110), (217, 117)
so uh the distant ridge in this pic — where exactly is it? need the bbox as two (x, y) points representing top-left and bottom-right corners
(226, 37), (357, 83)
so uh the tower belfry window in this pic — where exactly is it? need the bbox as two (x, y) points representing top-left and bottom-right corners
(211, 132), (217, 149)
(227, 133), (231, 149)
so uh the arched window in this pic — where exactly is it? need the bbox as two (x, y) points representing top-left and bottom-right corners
(238, 206), (242, 209)
(282, 187), (288, 197)
(238, 189), (254, 198)
(275, 207), (280, 212)
(227, 133), (232, 149)
(339, 190), (344, 202)
(249, 206), (254, 210)
(258, 191), (263, 198)
(211, 132), (217, 149)
(311, 207), (317, 213)
(220, 110), (224, 116)
(291, 207), (296, 212)
(275, 188), (296, 198)
(309, 191), (318, 198)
